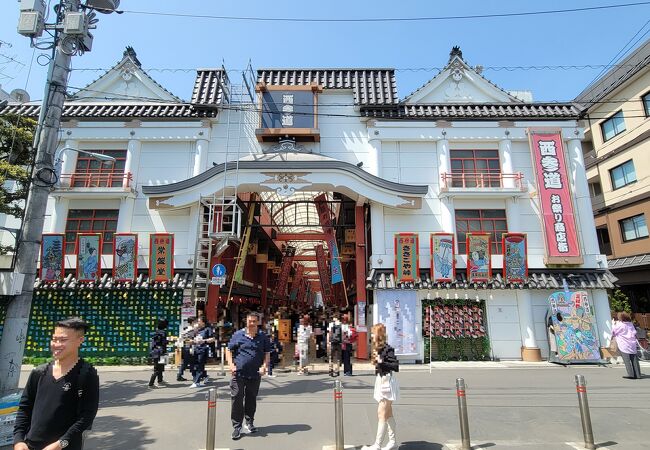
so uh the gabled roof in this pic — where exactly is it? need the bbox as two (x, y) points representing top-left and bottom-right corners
(403, 46), (522, 104)
(575, 38), (650, 109)
(257, 68), (399, 106)
(0, 102), (217, 119)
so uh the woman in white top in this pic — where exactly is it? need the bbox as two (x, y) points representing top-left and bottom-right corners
(296, 315), (313, 374)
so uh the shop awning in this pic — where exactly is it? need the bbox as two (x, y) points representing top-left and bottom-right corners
(367, 269), (617, 290)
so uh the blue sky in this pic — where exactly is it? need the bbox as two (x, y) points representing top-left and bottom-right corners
(1, 0), (649, 104)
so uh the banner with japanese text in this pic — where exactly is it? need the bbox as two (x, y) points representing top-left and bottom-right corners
(290, 264), (305, 300)
(274, 246), (295, 298)
(76, 233), (101, 282)
(315, 244), (334, 304)
(314, 193), (334, 235)
(467, 233), (490, 282)
(395, 233), (419, 283)
(327, 235), (343, 285)
(149, 233), (174, 282)
(430, 233), (455, 282)
(529, 130), (582, 264)
(503, 233), (527, 283)
(41, 234), (65, 282)
(113, 233), (138, 282)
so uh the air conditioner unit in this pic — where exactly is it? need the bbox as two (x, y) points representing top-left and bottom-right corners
(17, 11), (44, 37)
(63, 12), (86, 35)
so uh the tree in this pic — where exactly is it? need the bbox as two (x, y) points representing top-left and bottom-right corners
(608, 289), (632, 314)
(0, 112), (36, 254)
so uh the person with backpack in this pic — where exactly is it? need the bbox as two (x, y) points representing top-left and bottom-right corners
(341, 313), (358, 376)
(14, 317), (99, 450)
(148, 319), (169, 388)
(328, 314), (343, 377)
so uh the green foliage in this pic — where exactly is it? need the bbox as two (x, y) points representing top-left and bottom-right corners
(608, 289), (632, 314)
(0, 113), (36, 254)
(23, 356), (151, 366)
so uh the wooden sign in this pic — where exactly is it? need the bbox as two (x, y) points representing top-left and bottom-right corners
(345, 229), (356, 243)
(467, 233), (490, 282)
(394, 233), (419, 283)
(150, 233), (174, 282)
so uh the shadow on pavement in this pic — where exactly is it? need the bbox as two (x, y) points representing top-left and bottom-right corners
(399, 442), (445, 449)
(99, 379), (227, 407)
(247, 423), (312, 437)
(85, 415), (155, 450)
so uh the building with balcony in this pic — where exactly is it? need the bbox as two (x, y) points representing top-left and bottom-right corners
(0, 47), (613, 363)
(576, 38), (650, 313)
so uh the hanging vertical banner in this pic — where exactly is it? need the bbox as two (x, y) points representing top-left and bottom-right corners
(394, 233), (419, 283)
(503, 233), (528, 283)
(290, 264), (305, 300)
(315, 244), (334, 304)
(327, 235), (343, 284)
(314, 193), (334, 235)
(274, 246), (296, 298)
(40, 234), (65, 282)
(234, 204), (256, 283)
(113, 233), (138, 282)
(76, 233), (101, 282)
(430, 233), (455, 282)
(528, 129), (582, 264)
(375, 290), (419, 356)
(466, 233), (491, 282)
(149, 233), (174, 282)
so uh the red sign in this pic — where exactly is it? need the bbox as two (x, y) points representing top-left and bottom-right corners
(149, 233), (174, 282)
(274, 246), (296, 298)
(315, 244), (334, 304)
(291, 264), (305, 299)
(394, 233), (419, 282)
(529, 130), (582, 264)
(314, 193), (334, 235)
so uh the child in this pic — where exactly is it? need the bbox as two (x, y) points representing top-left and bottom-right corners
(268, 331), (283, 378)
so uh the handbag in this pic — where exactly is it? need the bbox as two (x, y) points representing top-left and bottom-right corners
(380, 373), (393, 396)
(158, 354), (169, 364)
(637, 340), (650, 361)
(608, 338), (619, 357)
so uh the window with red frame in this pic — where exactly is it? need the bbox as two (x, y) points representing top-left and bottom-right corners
(455, 209), (508, 254)
(65, 209), (119, 254)
(450, 149), (501, 187)
(73, 149), (127, 187)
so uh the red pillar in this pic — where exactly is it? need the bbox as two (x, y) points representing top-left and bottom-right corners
(205, 254), (220, 323)
(355, 204), (369, 360)
(261, 262), (268, 310)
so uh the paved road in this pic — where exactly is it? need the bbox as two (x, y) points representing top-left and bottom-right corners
(12, 363), (650, 449)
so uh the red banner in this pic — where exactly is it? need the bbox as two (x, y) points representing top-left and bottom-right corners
(291, 264), (305, 299)
(395, 233), (419, 282)
(150, 233), (174, 282)
(529, 130), (582, 264)
(314, 193), (334, 235)
(315, 244), (334, 304)
(274, 246), (296, 299)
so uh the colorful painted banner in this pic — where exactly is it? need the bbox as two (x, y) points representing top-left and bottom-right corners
(274, 246), (296, 298)
(548, 290), (600, 362)
(314, 193), (334, 235)
(149, 233), (174, 282)
(467, 233), (490, 282)
(430, 233), (455, 282)
(76, 233), (101, 282)
(395, 233), (419, 283)
(315, 244), (334, 304)
(40, 234), (65, 282)
(503, 233), (528, 283)
(428, 302), (486, 339)
(234, 204), (256, 283)
(528, 130), (582, 264)
(113, 233), (138, 281)
(376, 290), (418, 356)
(327, 234), (343, 285)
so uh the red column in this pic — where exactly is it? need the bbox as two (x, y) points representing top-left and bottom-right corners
(355, 204), (369, 360)
(261, 262), (268, 310)
(205, 255), (220, 323)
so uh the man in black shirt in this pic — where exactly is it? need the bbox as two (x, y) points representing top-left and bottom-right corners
(14, 317), (99, 450)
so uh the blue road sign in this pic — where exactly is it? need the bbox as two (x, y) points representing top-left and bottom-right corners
(212, 264), (226, 277)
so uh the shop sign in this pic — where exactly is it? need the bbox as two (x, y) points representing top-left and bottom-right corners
(341, 243), (355, 256)
(40, 234), (65, 282)
(315, 244), (334, 304)
(113, 233), (138, 282)
(394, 233), (419, 283)
(430, 233), (455, 282)
(274, 246), (296, 298)
(345, 229), (356, 243)
(528, 129), (582, 264)
(77, 233), (102, 282)
(548, 290), (600, 362)
(149, 233), (174, 282)
(466, 233), (490, 282)
(503, 233), (528, 283)
(291, 264), (305, 299)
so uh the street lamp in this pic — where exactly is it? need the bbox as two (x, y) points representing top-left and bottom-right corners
(53, 146), (116, 185)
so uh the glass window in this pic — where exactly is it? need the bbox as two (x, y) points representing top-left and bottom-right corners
(596, 227), (611, 255)
(643, 92), (650, 117)
(450, 149), (501, 187)
(609, 160), (636, 190)
(620, 214), (648, 242)
(600, 111), (626, 141)
(455, 209), (508, 254)
(64, 209), (119, 254)
(73, 149), (127, 187)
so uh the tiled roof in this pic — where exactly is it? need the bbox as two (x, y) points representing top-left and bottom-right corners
(35, 273), (191, 290)
(362, 103), (581, 120)
(0, 102), (217, 119)
(368, 269), (616, 290)
(257, 68), (399, 106)
(607, 253), (650, 270)
(191, 69), (229, 107)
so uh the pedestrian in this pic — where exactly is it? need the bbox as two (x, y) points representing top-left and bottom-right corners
(226, 312), (271, 441)
(314, 315), (327, 360)
(13, 317), (99, 450)
(362, 323), (399, 450)
(148, 319), (169, 388)
(190, 316), (216, 388)
(612, 312), (643, 379)
(268, 331), (283, 378)
(328, 314), (343, 377)
(296, 315), (313, 375)
(341, 313), (357, 376)
(176, 317), (196, 381)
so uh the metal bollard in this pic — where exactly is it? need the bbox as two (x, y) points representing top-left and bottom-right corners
(575, 375), (596, 450)
(334, 379), (345, 450)
(205, 388), (217, 450)
(456, 378), (471, 450)
(220, 344), (226, 376)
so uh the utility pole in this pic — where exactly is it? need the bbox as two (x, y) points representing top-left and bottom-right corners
(0, 0), (121, 394)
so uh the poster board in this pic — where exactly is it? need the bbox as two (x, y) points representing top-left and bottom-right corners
(395, 233), (419, 283)
(375, 290), (418, 356)
(503, 233), (527, 283)
(113, 233), (138, 282)
(76, 233), (101, 282)
(431, 233), (455, 282)
(548, 290), (601, 363)
(40, 234), (65, 282)
(149, 233), (174, 282)
(466, 233), (490, 282)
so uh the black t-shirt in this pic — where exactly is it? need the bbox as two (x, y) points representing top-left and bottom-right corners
(14, 360), (99, 450)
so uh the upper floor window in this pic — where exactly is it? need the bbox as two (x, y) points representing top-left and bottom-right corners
(73, 150), (127, 187)
(643, 92), (650, 117)
(450, 150), (501, 187)
(600, 111), (626, 142)
(588, 181), (602, 197)
(455, 209), (507, 254)
(620, 214), (648, 242)
(596, 227), (611, 256)
(609, 160), (636, 190)
(65, 209), (119, 254)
